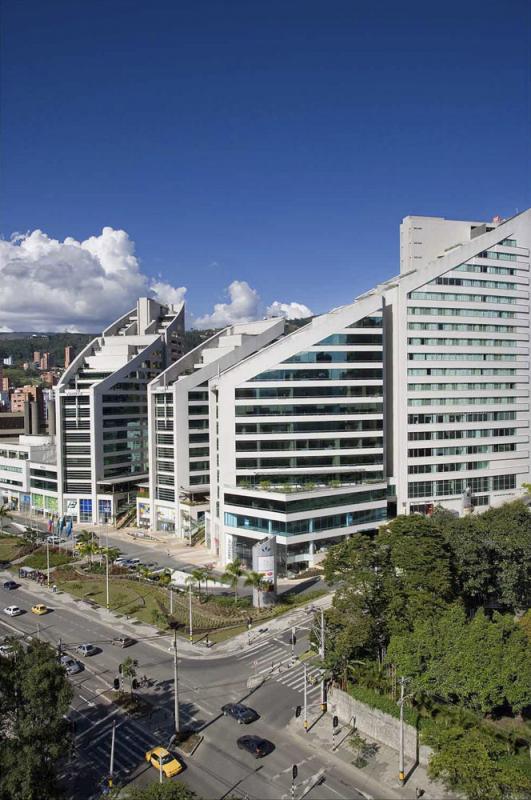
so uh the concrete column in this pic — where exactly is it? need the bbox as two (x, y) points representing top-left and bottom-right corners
(30, 402), (39, 434)
(47, 400), (56, 435)
(23, 401), (31, 434)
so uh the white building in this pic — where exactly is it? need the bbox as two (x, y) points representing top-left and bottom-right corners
(54, 298), (185, 524)
(0, 435), (57, 515)
(140, 319), (284, 535)
(208, 209), (531, 573)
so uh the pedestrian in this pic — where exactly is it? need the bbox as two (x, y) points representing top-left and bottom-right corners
(52, 584), (57, 593)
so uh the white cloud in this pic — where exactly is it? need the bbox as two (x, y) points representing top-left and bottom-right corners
(151, 281), (187, 307)
(194, 280), (260, 327)
(266, 300), (313, 319)
(0, 228), (187, 332)
(0, 326), (13, 333)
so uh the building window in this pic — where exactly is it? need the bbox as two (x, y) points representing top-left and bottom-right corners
(79, 499), (93, 522)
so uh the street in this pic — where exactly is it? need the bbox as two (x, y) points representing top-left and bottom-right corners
(0, 576), (373, 800)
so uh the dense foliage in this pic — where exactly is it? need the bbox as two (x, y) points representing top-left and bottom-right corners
(0, 639), (73, 800)
(322, 501), (531, 799)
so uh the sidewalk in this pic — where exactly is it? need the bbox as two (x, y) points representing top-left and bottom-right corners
(286, 714), (453, 800)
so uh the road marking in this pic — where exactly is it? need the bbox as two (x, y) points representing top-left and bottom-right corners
(78, 694), (96, 707)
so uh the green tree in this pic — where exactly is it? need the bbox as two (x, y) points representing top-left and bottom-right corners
(188, 567), (207, 597)
(376, 515), (454, 633)
(121, 656), (139, 695)
(244, 570), (268, 609)
(438, 501), (531, 612)
(222, 558), (243, 603)
(387, 605), (531, 714)
(0, 502), (12, 533)
(127, 782), (198, 799)
(203, 565), (214, 596)
(426, 724), (531, 800)
(0, 638), (73, 800)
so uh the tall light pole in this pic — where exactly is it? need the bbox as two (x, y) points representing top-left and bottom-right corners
(46, 537), (50, 588)
(303, 664), (308, 733)
(169, 585), (173, 615)
(319, 608), (325, 659)
(188, 582), (193, 643)
(109, 720), (116, 788)
(398, 677), (406, 783)
(173, 630), (180, 737)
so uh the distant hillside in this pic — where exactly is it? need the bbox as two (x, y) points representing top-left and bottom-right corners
(0, 318), (312, 370)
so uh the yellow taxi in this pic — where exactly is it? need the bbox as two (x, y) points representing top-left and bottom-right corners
(31, 604), (48, 615)
(144, 746), (183, 777)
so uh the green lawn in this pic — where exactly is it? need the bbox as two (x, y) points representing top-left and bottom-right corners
(54, 568), (325, 636)
(21, 548), (74, 570)
(0, 535), (31, 563)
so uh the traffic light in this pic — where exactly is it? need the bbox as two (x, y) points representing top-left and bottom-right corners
(118, 663), (123, 674)
(292, 765), (298, 781)
(295, 705), (302, 718)
(113, 678), (120, 691)
(132, 678), (138, 690)
(291, 633), (296, 646)
(333, 715), (339, 728)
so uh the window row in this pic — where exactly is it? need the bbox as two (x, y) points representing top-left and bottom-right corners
(236, 453), (383, 469)
(409, 292), (517, 305)
(224, 506), (386, 536)
(236, 419), (383, 434)
(430, 277), (522, 290)
(283, 351), (382, 364)
(408, 307), (516, 319)
(224, 487), (387, 514)
(408, 322), (519, 333)
(409, 353), (520, 362)
(408, 382), (517, 392)
(235, 435), (383, 452)
(408, 337), (517, 347)
(408, 368), (517, 376)
(408, 474), (516, 498)
(250, 368), (383, 382)
(235, 385), (383, 399)
(235, 403), (383, 417)
(408, 396), (521, 407)
(408, 427), (516, 442)
(454, 263), (517, 276)
(408, 442), (516, 458)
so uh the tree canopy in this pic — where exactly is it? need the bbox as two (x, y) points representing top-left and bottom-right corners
(0, 638), (73, 800)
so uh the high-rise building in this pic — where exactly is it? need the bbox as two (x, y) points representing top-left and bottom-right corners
(64, 346), (75, 368)
(206, 209), (531, 574)
(55, 297), (185, 524)
(141, 319), (284, 534)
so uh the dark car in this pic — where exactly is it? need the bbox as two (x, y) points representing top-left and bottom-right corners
(3, 581), (18, 591)
(111, 636), (136, 648)
(237, 735), (273, 758)
(222, 703), (259, 724)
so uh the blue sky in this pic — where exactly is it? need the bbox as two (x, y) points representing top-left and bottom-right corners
(1, 0), (530, 330)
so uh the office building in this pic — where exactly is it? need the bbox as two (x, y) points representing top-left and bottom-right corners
(208, 210), (530, 573)
(64, 346), (75, 368)
(140, 319), (283, 535)
(55, 297), (185, 524)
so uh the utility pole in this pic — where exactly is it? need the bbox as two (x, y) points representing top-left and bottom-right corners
(109, 720), (116, 788)
(173, 630), (180, 736)
(46, 537), (50, 588)
(303, 664), (308, 733)
(188, 582), (193, 642)
(159, 755), (163, 783)
(321, 670), (327, 713)
(169, 586), (173, 615)
(398, 677), (406, 783)
(291, 626), (296, 658)
(105, 553), (110, 610)
(319, 608), (325, 659)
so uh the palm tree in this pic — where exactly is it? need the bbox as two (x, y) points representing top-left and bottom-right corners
(223, 558), (243, 604)
(0, 503), (12, 534)
(203, 565), (214, 597)
(121, 656), (139, 695)
(244, 570), (268, 610)
(76, 539), (100, 565)
(189, 567), (207, 597)
(100, 546), (121, 564)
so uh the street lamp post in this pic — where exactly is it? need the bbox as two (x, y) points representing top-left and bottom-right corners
(303, 664), (308, 732)
(46, 537), (50, 588)
(173, 630), (180, 736)
(188, 582), (193, 643)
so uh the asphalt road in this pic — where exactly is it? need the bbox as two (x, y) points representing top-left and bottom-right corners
(0, 576), (373, 800)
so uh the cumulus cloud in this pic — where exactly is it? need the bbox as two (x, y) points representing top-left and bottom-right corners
(151, 280), (187, 307)
(0, 228), (187, 332)
(266, 300), (313, 319)
(193, 280), (313, 328)
(194, 280), (260, 327)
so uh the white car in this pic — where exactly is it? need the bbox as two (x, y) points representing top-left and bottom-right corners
(76, 643), (98, 657)
(60, 655), (83, 674)
(47, 535), (65, 545)
(3, 605), (23, 617)
(0, 643), (14, 658)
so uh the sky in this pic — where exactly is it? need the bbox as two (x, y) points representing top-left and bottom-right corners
(1, 0), (530, 331)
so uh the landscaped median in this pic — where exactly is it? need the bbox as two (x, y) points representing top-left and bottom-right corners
(53, 564), (326, 641)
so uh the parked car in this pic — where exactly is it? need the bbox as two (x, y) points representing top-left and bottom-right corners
(114, 556), (130, 566)
(111, 636), (135, 648)
(144, 746), (183, 777)
(221, 703), (259, 724)
(3, 580), (18, 590)
(60, 655), (83, 675)
(31, 604), (48, 615)
(76, 643), (98, 657)
(46, 536), (65, 545)
(3, 605), (23, 617)
(0, 643), (15, 658)
(237, 735), (273, 758)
